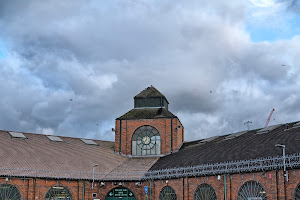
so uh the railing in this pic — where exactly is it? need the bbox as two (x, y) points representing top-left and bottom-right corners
(0, 153), (300, 181)
(143, 153), (300, 180)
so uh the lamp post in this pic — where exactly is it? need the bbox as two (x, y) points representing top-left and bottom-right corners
(92, 164), (99, 189)
(275, 144), (288, 182)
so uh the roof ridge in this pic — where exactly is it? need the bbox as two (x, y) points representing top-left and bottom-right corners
(134, 85), (166, 98)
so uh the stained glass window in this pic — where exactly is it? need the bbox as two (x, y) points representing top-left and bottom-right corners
(238, 181), (267, 200)
(295, 183), (300, 200)
(194, 183), (217, 200)
(0, 184), (21, 200)
(45, 186), (72, 200)
(159, 186), (177, 200)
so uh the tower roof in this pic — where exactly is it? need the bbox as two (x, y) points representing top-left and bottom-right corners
(135, 86), (168, 101)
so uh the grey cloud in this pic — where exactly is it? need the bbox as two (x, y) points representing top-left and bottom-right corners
(0, 0), (300, 142)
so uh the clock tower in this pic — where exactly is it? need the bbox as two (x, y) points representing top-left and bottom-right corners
(115, 86), (184, 156)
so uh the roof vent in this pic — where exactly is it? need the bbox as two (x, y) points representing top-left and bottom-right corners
(256, 124), (282, 134)
(9, 131), (27, 139)
(198, 136), (219, 144)
(46, 135), (64, 142)
(293, 122), (300, 129)
(224, 131), (247, 140)
(81, 139), (98, 145)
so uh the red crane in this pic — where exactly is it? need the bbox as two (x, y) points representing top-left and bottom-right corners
(265, 108), (275, 127)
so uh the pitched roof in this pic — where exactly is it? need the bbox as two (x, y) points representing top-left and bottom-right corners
(150, 121), (300, 170)
(0, 130), (155, 180)
(117, 108), (176, 120)
(135, 86), (167, 99)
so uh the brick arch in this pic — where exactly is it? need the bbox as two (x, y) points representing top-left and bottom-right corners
(0, 181), (24, 200)
(43, 184), (74, 200)
(131, 125), (161, 139)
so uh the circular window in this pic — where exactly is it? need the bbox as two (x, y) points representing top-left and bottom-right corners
(159, 186), (177, 200)
(0, 184), (21, 200)
(132, 126), (161, 156)
(194, 183), (217, 200)
(45, 186), (72, 200)
(238, 181), (267, 200)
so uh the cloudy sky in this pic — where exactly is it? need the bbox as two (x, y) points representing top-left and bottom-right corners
(0, 0), (300, 141)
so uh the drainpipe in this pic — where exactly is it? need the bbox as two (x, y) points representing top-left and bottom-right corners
(82, 180), (85, 200)
(171, 118), (173, 153)
(119, 120), (122, 153)
(150, 180), (152, 200)
(224, 174), (227, 200)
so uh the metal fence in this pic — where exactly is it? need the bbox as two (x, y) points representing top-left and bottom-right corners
(0, 153), (300, 181)
(144, 153), (300, 180)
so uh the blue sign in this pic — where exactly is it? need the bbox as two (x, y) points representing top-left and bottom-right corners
(144, 186), (149, 194)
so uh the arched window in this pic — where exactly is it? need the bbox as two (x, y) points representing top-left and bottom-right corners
(159, 186), (177, 200)
(238, 181), (267, 200)
(132, 125), (161, 156)
(45, 186), (72, 200)
(295, 183), (300, 200)
(0, 184), (21, 200)
(194, 183), (217, 200)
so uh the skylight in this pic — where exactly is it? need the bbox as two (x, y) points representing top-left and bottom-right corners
(9, 131), (27, 139)
(81, 139), (98, 145)
(224, 131), (247, 140)
(46, 135), (64, 142)
(256, 124), (282, 134)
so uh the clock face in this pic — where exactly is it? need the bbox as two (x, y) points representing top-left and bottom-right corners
(142, 136), (151, 145)
(132, 125), (161, 156)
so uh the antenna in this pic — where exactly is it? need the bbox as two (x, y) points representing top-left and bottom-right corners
(244, 121), (252, 130)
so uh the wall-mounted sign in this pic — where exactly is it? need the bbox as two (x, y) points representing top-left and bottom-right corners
(144, 186), (149, 194)
(106, 187), (136, 200)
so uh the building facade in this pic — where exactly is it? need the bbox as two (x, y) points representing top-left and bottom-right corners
(1, 86), (300, 200)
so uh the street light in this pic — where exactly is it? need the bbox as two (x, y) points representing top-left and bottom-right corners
(92, 164), (99, 189)
(275, 144), (288, 182)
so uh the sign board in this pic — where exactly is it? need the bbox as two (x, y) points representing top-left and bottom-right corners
(144, 186), (149, 194)
(106, 187), (136, 199)
(248, 198), (262, 200)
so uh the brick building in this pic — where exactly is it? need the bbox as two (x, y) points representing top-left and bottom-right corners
(1, 86), (300, 200)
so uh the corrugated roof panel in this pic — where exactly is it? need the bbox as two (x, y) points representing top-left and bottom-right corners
(46, 135), (64, 142)
(81, 139), (98, 145)
(9, 132), (27, 139)
(224, 131), (247, 140)
(256, 124), (282, 134)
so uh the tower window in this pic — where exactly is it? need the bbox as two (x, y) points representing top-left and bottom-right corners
(132, 126), (161, 156)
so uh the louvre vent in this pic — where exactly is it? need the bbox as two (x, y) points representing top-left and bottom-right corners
(199, 136), (219, 144)
(224, 131), (247, 140)
(293, 122), (300, 128)
(256, 124), (282, 134)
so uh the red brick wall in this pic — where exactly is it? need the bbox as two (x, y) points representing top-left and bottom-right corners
(115, 118), (184, 155)
(1, 169), (300, 200)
